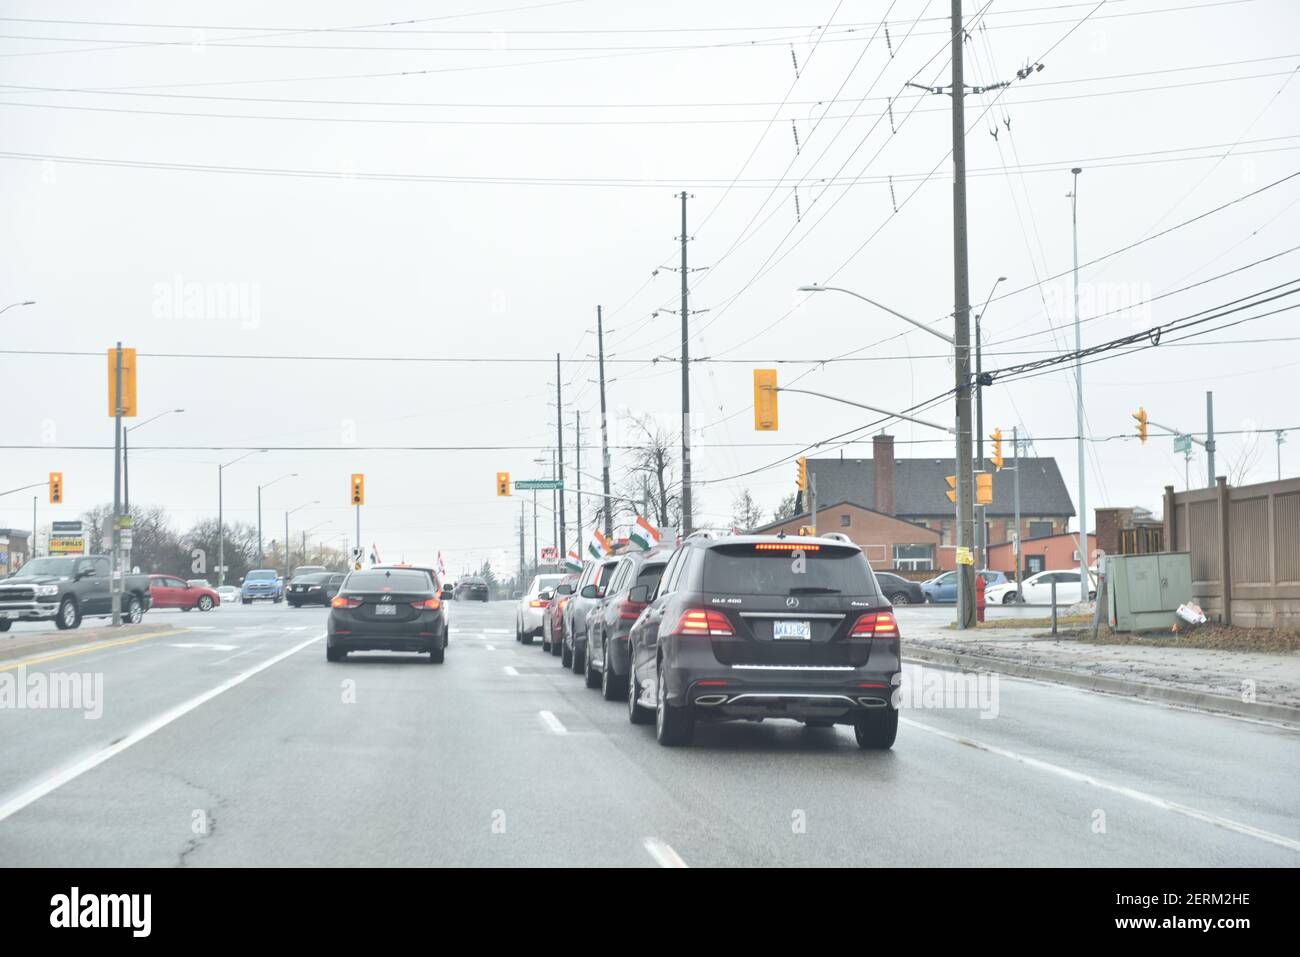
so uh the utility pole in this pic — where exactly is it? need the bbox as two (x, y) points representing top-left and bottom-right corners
(551, 449), (558, 556)
(1012, 426), (1022, 593)
(575, 411), (582, 551)
(1205, 391), (1216, 485)
(555, 353), (566, 560)
(532, 488), (538, 579)
(518, 503), (526, 587)
(949, 2), (976, 629)
(677, 190), (694, 536)
(1070, 166), (1089, 593)
(596, 305), (613, 538)
(111, 341), (124, 626)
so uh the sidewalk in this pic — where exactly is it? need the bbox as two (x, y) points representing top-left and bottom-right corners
(0, 621), (184, 663)
(901, 618), (1300, 723)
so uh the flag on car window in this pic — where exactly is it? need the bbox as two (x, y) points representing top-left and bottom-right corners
(586, 529), (611, 559)
(436, 551), (447, 579)
(629, 515), (662, 551)
(565, 549), (582, 572)
(369, 543), (382, 564)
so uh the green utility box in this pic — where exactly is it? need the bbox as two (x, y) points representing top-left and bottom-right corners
(1105, 552), (1193, 633)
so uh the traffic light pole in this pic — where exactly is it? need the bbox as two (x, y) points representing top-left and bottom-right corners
(111, 342), (123, 627)
(555, 353), (566, 560)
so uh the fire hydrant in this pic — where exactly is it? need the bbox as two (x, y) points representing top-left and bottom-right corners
(975, 573), (987, 623)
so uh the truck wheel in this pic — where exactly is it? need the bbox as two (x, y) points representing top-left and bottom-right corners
(126, 596), (144, 624)
(55, 597), (81, 630)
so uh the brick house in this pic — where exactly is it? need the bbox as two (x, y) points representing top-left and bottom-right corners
(985, 531), (1097, 577)
(801, 435), (1078, 572)
(747, 500), (942, 572)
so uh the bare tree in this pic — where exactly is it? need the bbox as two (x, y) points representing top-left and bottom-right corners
(771, 492), (800, 523)
(1226, 432), (1265, 486)
(730, 488), (765, 532)
(621, 414), (681, 528)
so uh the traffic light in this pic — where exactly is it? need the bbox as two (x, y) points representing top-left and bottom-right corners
(753, 369), (778, 431)
(945, 475), (957, 504)
(350, 473), (365, 506)
(796, 456), (808, 492)
(496, 471), (511, 496)
(976, 471), (993, 505)
(49, 472), (63, 504)
(990, 428), (1004, 471)
(1133, 407), (1149, 444)
(106, 347), (137, 417)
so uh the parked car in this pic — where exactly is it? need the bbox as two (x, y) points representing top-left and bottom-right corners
(456, 576), (490, 602)
(217, 585), (240, 604)
(0, 555), (153, 630)
(241, 569), (283, 604)
(626, 533), (901, 749)
(515, 573), (565, 644)
(149, 574), (220, 611)
(326, 567), (448, 663)
(874, 571), (924, 605)
(584, 549), (672, 700)
(563, 556), (621, 672)
(541, 574), (578, 654)
(986, 569), (1096, 606)
(920, 569), (1008, 603)
(287, 572), (345, 607)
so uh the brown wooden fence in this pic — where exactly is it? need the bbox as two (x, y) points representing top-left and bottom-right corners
(1163, 476), (1300, 628)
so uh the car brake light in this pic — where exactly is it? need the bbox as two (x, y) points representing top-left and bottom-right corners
(331, 596), (361, 609)
(411, 598), (441, 609)
(672, 608), (734, 637)
(618, 599), (645, 620)
(529, 599), (548, 608)
(848, 611), (899, 638)
(753, 542), (819, 552)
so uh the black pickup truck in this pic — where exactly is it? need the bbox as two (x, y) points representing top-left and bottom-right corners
(0, 555), (153, 631)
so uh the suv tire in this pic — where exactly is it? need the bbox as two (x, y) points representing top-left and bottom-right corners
(583, 635), (600, 689)
(854, 710), (898, 750)
(561, 638), (573, 668)
(655, 659), (693, 746)
(628, 665), (652, 724)
(601, 640), (624, 700)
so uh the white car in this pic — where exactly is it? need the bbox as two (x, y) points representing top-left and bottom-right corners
(515, 573), (566, 644)
(986, 569), (1096, 606)
(216, 585), (240, 604)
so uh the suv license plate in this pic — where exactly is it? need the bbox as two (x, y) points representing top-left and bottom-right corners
(374, 604), (397, 616)
(773, 620), (811, 640)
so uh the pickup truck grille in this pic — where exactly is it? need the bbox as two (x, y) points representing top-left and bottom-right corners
(0, 587), (36, 602)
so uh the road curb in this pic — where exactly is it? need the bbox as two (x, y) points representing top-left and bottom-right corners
(903, 645), (1300, 726)
(0, 623), (186, 664)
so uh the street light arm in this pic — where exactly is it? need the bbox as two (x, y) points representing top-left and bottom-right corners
(799, 284), (955, 344)
(776, 387), (955, 434)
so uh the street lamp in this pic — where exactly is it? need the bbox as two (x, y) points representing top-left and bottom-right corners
(0, 300), (35, 318)
(798, 284), (955, 344)
(284, 501), (320, 579)
(256, 472), (297, 563)
(123, 408), (184, 515)
(217, 450), (267, 588)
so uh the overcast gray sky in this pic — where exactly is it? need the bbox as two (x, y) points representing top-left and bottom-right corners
(2, 0), (1298, 573)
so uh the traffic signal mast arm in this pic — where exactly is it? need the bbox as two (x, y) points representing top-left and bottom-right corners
(1144, 416), (1210, 448)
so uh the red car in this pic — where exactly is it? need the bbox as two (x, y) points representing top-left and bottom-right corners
(148, 574), (220, 612)
(541, 573), (579, 656)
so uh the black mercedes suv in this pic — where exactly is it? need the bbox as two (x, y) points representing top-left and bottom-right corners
(626, 533), (901, 749)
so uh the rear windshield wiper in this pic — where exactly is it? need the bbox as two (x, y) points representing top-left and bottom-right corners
(788, 586), (841, 594)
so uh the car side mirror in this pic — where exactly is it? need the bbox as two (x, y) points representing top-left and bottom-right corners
(75, 568), (93, 581)
(580, 584), (598, 599)
(539, 589), (554, 601)
(628, 584), (649, 603)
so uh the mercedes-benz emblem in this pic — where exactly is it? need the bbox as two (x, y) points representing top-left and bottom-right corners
(785, 596), (800, 608)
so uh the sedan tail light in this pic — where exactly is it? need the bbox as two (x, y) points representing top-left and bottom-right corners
(331, 596), (362, 609)
(411, 598), (442, 610)
(529, 599), (548, 608)
(848, 611), (899, 638)
(618, 599), (645, 621)
(671, 608), (735, 637)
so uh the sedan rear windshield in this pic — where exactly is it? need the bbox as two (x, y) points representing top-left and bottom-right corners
(702, 544), (879, 597)
(345, 570), (432, 592)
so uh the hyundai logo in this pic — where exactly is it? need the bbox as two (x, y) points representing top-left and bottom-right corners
(785, 596), (800, 608)
(381, 594), (392, 602)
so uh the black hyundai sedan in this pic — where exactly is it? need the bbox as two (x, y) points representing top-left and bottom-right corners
(326, 568), (448, 663)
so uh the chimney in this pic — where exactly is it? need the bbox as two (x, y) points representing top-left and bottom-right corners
(873, 434), (895, 515)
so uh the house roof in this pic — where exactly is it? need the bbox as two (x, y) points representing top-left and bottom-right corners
(805, 457), (1076, 518)
(748, 499), (942, 538)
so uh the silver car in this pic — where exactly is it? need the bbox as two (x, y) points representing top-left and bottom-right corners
(562, 556), (621, 673)
(516, 573), (565, 644)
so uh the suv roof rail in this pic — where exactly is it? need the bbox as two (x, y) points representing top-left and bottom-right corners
(683, 530), (714, 543)
(821, 532), (854, 544)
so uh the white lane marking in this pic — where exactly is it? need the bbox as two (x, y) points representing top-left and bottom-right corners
(538, 710), (568, 735)
(484, 628), (512, 634)
(283, 626), (311, 632)
(0, 633), (324, 825)
(503, 666), (520, 676)
(901, 718), (1300, 853)
(213, 647), (260, 666)
(643, 837), (689, 868)
(485, 644), (496, 652)
(168, 643), (238, 652)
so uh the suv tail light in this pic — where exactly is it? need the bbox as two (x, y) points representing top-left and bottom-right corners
(411, 598), (442, 610)
(671, 608), (735, 637)
(331, 596), (361, 609)
(618, 599), (645, 621)
(848, 611), (899, 638)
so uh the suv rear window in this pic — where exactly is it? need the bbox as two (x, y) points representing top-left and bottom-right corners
(702, 544), (879, 596)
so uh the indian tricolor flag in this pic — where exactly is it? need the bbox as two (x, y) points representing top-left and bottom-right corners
(587, 529), (612, 559)
(630, 516), (662, 552)
(565, 549), (583, 572)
